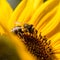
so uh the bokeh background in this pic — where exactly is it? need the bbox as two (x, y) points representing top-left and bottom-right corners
(8, 0), (21, 9)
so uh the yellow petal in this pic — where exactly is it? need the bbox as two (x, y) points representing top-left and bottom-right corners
(40, 3), (60, 36)
(0, 0), (13, 24)
(0, 26), (5, 34)
(54, 54), (60, 60)
(28, 0), (59, 26)
(53, 44), (60, 52)
(8, 0), (27, 30)
(17, 0), (43, 25)
(45, 22), (60, 38)
(49, 32), (60, 47)
(37, 5), (57, 31)
(49, 32), (60, 60)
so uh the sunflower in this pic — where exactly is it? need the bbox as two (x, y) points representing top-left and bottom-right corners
(0, 0), (60, 60)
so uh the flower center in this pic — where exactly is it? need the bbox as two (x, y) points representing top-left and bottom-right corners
(12, 24), (55, 60)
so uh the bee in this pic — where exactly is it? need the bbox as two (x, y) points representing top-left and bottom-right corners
(12, 24), (54, 60)
(12, 24), (37, 35)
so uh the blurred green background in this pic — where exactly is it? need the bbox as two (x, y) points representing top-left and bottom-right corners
(7, 0), (47, 9)
(8, 0), (21, 9)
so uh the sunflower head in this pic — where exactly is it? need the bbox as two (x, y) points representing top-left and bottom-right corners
(0, 0), (60, 60)
(12, 24), (56, 60)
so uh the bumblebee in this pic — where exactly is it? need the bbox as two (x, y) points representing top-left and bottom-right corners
(12, 24), (37, 36)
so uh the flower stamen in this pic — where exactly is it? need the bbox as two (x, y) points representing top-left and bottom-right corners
(12, 24), (56, 60)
